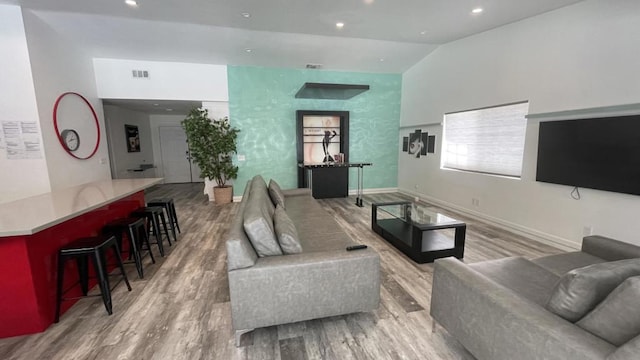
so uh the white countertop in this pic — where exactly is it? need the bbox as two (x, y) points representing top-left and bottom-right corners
(0, 178), (163, 237)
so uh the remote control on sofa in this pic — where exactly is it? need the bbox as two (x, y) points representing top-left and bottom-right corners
(346, 244), (368, 251)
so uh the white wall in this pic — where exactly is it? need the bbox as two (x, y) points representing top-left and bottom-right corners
(103, 105), (154, 179)
(399, 0), (640, 248)
(23, 10), (111, 191)
(0, 5), (51, 204)
(93, 58), (228, 101)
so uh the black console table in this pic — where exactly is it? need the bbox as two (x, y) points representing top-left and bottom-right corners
(298, 162), (372, 206)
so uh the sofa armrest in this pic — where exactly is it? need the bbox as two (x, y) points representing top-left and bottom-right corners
(431, 257), (615, 360)
(228, 248), (380, 331)
(582, 235), (640, 261)
(282, 188), (311, 197)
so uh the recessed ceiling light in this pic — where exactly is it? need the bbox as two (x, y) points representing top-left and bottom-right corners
(153, 103), (159, 106)
(245, 48), (252, 53)
(125, 0), (138, 7)
(165, 108), (173, 112)
(363, 0), (375, 4)
(472, 8), (483, 14)
(379, 58), (385, 62)
(241, 12), (251, 18)
(420, 31), (427, 35)
(336, 22), (345, 29)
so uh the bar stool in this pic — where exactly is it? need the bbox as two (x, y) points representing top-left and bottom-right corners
(55, 235), (132, 323)
(131, 207), (172, 257)
(147, 198), (180, 242)
(103, 217), (155, 278)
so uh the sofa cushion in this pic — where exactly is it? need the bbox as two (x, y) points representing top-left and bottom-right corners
(243, 182), (282, 257)
(546, 258), (640, 322)
(576, 276), (640, 346)
(251, 175), (274, 214)
(273, 204), (302, 254)
(226, 180), (258, 270)
(532, 252), (606, 276)
(469, 257), (560, 306)
(268, 179), (286, 208)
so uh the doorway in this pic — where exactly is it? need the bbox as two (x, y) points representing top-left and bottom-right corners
(159, 126), (201, 183)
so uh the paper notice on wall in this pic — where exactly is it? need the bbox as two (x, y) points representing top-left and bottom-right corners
(1, 120), (43, 159)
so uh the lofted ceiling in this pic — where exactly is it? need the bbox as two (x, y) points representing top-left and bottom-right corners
(6, 0), (585, 74)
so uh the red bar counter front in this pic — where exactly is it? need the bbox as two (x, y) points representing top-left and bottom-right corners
(0, 178), (161, 338)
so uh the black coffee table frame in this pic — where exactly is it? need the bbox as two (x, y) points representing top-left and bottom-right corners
(371, 201), (466, 263)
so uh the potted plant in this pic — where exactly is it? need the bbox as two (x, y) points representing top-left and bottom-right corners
(181, 108), (240, 204)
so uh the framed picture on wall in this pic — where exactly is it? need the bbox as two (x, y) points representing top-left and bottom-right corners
(125, 124), (140, 152)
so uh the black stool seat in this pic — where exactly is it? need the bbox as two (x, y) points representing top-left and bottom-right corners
(55, 235), (131, 323)
(103, 217), (155, 279)
(131, 206), (172, 257)
(147, 198), (180, 241)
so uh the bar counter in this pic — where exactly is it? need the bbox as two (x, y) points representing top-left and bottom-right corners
(0, 178), (162, 338)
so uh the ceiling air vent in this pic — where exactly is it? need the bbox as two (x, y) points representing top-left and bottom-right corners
(131, 70), (149, 78)
(305, 63), (322, 69)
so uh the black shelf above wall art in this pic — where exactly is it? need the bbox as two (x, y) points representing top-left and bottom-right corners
(295, 82), (369, 100)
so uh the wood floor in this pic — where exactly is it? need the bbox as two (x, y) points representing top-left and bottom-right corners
(0, 183), (563, 360)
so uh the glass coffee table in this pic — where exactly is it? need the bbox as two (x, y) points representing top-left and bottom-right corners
(371, 201), (466, 263)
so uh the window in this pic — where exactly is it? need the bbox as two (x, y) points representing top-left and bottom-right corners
(442, 101), (529, 178)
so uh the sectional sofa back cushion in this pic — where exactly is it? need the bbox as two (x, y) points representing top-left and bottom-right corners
(546, 258), (640, 322)
(273, 204), (302, 254)
(252, 175), (275, 214)
(268, 180), (286, 208)
(576, 276), (640, 346)
(226, 181), (258, 270)
(243, 176), (282, 257)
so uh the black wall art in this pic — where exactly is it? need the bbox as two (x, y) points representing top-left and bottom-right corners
(402, 129), (436, 158)
(125, 124), (140, 153)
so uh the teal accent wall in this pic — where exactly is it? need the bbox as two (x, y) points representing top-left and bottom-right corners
(228, 66), (401, 196)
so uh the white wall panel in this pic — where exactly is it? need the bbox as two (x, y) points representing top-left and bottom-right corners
(399, 0), (640, 248)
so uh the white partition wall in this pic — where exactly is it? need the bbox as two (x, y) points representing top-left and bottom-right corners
(0, 5), (51, 203)
(93, 59), (228, 101)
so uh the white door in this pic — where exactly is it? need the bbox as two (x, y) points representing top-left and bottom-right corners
(159, 126), (201, 183)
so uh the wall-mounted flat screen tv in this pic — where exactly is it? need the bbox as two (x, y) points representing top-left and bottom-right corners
(536, 114), (640, 196)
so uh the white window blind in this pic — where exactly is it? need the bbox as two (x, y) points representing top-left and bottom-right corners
(442, 102), (529, 178)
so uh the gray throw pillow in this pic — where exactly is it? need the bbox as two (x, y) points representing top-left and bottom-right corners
(243, 186), (282, 257)
(577, 276), (640, 346)
(274, 204), (302, 254)
(546, 258), (640, 322)
(268, 179), (286, 208)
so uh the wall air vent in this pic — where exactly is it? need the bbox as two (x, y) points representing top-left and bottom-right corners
(295, 82), (369, 100)
(305, 64), (322, 69)
(131, 70), (149, 78)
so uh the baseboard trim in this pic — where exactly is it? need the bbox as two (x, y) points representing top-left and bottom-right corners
(235, 187), (397, 202)
(349, 187), (398, 195)
(398, 188), (580, 251)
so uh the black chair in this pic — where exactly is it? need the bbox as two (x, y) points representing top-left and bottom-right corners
(131, 207), (172, 257)
(103, 217), (156, 278)
(55, 235), (132, 323)
(147, 198), (180, 242)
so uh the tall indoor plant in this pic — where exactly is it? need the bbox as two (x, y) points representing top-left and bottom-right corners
(181, 108), (239, 204)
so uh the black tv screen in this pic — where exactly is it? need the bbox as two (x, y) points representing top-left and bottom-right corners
(536, 114), (640, 196)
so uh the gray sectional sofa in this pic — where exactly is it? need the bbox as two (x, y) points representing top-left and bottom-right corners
(226, 175), (380, 345)
(431, 235), (640, 360)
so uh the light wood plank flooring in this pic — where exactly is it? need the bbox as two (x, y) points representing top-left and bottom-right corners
(0, 184), (563, 360)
